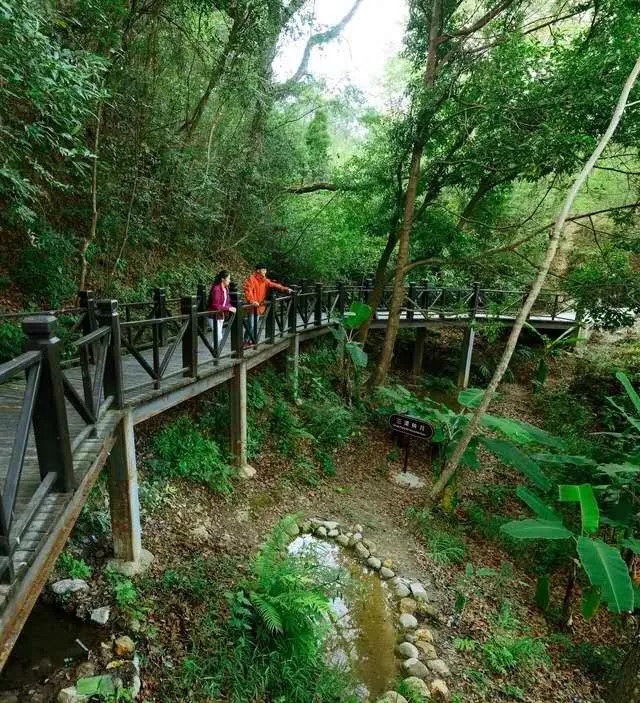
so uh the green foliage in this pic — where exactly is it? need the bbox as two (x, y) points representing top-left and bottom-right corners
(481, 633), (549, 676)
(57, 551), (92, 580)
(0, 322), (24, 363)
(151, 417), (234, 495)
(406, 507), (466, 565)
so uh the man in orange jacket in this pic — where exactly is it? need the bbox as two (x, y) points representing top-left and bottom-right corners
(243, 264), (292, 345)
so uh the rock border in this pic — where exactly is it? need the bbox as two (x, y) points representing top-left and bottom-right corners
(298, 518), (451, 702)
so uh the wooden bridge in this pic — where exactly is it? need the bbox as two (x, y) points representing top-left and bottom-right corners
(0, 281), (577, 668)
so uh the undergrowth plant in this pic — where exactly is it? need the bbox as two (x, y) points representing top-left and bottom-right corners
(151, 416), (234, 495)
(57, 551), (92, 580)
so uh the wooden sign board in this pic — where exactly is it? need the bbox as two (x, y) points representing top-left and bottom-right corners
(389, 413), (434, 441)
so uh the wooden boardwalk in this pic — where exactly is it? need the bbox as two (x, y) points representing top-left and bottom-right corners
(0, 282), (578, 668)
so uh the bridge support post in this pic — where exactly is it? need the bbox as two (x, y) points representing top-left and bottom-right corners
(457, 325), (475, 389)
(413, 327), (427, 377)
(230, 361), (255, 479)
(287, 333), (300, 403)
(107, 412), (152, 574)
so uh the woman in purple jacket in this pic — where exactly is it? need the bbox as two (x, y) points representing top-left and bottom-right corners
(208, 270), (236, 344)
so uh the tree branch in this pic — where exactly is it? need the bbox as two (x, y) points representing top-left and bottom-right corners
(277, 0), (364, 93)
(285, 182), (338, 194)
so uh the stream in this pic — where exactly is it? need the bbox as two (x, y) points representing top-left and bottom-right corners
(288, 535), (397, 699)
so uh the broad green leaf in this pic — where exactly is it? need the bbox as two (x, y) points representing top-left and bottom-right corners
(535, 574), (550, 611)
(77, 675), (116, 696)
(577, 537), (634, 613)
(581, 587), (601, 620)
(516, 486), (560, 521)
(621, 538), (640, 554)
(616, 371), (640, 415)
(558, 484), (599, 534)
(606, 397), (640, 433)
(328, 324), (346, 341)
(345, 341), (367, 367)
(481, 415), (566, 449)
(483, 437), (551, 491)
(531, 453), (596, 466)
(501, 519), (573, 540)
(457, 388), (486, 409)
(342, 302), (372, 330)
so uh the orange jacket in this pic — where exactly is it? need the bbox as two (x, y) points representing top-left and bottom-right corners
(243, 272), (289, 314)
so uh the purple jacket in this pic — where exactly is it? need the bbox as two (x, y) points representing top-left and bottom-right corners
(208, 283), (232, 319)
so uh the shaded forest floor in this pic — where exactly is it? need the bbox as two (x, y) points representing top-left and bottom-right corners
(2, 329), (635, 703)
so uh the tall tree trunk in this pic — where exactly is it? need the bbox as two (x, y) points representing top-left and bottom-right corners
(429, 55), (640, 503)
(370, 142), (425, 387)
(369, 0), (441, 387)
(358, 229), (397, 343)
(79, 101), (103, 291)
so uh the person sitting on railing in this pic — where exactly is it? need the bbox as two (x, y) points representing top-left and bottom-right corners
(243, 264), (292, 347)
(208, 270), (236, 344)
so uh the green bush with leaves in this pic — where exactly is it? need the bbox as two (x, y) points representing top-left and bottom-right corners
(151, 417), (234, 495)
(57, 551), (92, 580)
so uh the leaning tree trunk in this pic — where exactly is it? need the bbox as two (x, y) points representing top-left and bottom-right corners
(358, 229), (397, 343)
(429, 55), (640, 503)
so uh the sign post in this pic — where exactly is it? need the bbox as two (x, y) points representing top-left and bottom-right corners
(389, 413), (435, 472)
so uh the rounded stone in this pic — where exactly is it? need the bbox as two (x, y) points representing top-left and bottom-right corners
(349, 532), (363, 546)
(355, 542), (370, 560)
(90, 606), (111, 625)
(399, 597), (417, 614)
(323, 521), (339, 531)
(410, 582), (429, 603)
(401, 657), (429, 678)
(114, 635), (135, 659)
(430, 679), (451, 701)
(427, 659), (451, 677)
(336, 534), (350, 546)
(415, 640), (437, 660)
(399, 613), (418, 630)
(315, 525), (328, 537)
(367, 556), (382, 570)
(285, 522), (300, 537)
(300, 521), (312, 533)
(328, 528), (340, 537)
(353, 524), (363, 533)
(51, 579), (89, 595)
(380, 566), (395, 579)
(395, 584), (411, 599)
(362, 538), (377, 553)
(414, 627), (434, 643)
(404, 633), (417, 644)
(395, 641), (419, 659)
(377, 693), (407, 703)
(402, 677), (431, 699)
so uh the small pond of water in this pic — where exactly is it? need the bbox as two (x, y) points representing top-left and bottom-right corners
(0, 601), (101, 692)
(288, 535), (397, 699)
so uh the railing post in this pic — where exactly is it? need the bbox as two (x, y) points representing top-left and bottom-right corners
(423, 280), (431, 311)
(153, 287), (168, 347)
(314, 282), (323, 326)
(363, 276), (373, 304)
(22, 316), (75, 492)
(181, 295), (198, 378)
(266, 289), (277, 344)
(288, 289), (298, 335)
(337, 280), (346, 317)
(407, 282), (417, 322)
(471, 281), (480, 318)
(197, 283), (208, 335)
(551, 293), (559, 321)
(230, 285), (243, 359)
(96, 300), (124, 409)
(78, 290), (97, 363)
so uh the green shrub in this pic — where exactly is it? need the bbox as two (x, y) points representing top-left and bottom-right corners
(0, 322), (23, 362)
(407, 507), (466, 565)
(481, 633), (549, 675)
(57, 551), (92, 580)
(151, 417), (234, 495)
